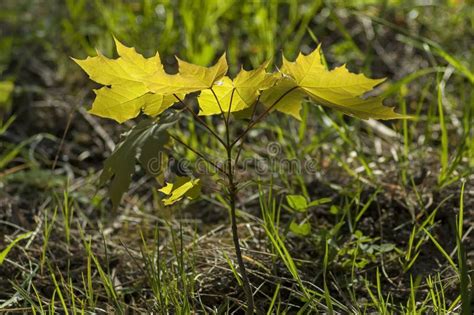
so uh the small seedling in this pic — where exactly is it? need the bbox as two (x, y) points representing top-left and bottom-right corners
(73, 37), (409, 314)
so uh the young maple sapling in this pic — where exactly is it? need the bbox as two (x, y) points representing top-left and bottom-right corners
(73, 37), (409, 314)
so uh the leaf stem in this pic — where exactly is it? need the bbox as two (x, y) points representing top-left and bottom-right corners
(173, 94), (227, 148)
(227, 89), (236, 126)
(230, 86), (298, 148)
(225, 89), (236, 148)
(169, 134), (226, 175)
(234, 94), (261, 168)
(210, 87), (229, 131)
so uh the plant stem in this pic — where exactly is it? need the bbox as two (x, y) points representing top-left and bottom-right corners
(189, 84), (298, 313)
(227, 147), (254, 314)
(183, 85), (298, 313)
(230, 86), (298, 148)
(213, 87), (254, 313)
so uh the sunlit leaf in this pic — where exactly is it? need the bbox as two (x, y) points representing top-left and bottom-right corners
(158, 176), (201, 205)
(88, 88), (177, 123)
(73, 38), (162, 86)
(198, 76), (237, 115)
(280, 46), (409, 120)
(73, 38), (179, 123)
(260, 77), (305, 120)
(145, 54), (228, 95)
(198, 63), (277, 116)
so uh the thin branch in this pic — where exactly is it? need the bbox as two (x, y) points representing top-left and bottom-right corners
(225, 128), (255, 314)
(210, 87), (228, 131)
(169, 134), (225, 175)
(230, 86), (298, 148)
(234, 94), (261, 169)
(173, 94), (227, 148)
(225, 89), (236, 147)
(226, 88), (236, 126)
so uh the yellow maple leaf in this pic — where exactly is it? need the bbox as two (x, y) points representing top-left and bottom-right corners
(73, 38), (162, 86)
(279, 46), (409, 120)
(260, 76), (306, 120)
(158, 177), (201, 206)
(73, 38), (178, 123)
(145, 54), (228, 95)
(198, 63), (277, 116)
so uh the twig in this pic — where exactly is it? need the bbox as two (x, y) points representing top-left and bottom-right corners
(231, 86), (298, 148)
(169, 134), (225, 174)
(173, 94), (227, 148)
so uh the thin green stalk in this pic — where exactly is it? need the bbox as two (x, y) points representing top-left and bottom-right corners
(400, 93), (409, 184)
(234, 94), (261, 166)
(436, 77), (449, 184)
(210, 87), (229, 128)
(209, 86), (255, 314)
(229, 175), (254, 314)
(231, 86), (299, 148)
(169, 134), (226, 174)
(173, 93), (227, 148)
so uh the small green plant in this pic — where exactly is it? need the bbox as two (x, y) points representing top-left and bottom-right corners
(73, 37), (409, 313)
